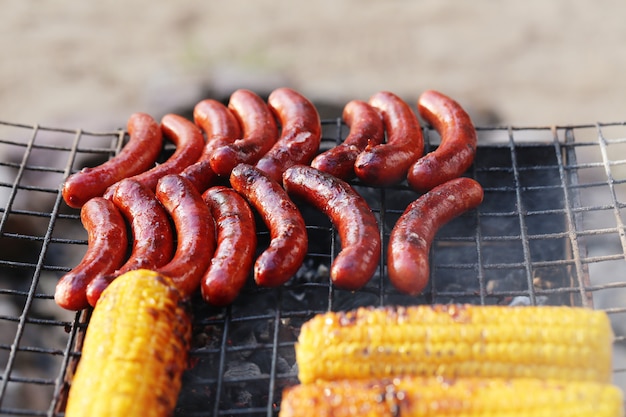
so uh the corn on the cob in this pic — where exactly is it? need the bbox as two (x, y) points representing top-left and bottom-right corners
(279, 376), (624, 417)
(296, 304), (613, 384)
(64, 269), (192, 417)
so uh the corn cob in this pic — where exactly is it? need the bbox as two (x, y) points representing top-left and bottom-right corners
(64, 269), (192, 417)
(296, 304), (613, 384)
(279, 376), (624, 417)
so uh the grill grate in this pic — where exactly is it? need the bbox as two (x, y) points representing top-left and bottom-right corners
(0, 118), (625, 415)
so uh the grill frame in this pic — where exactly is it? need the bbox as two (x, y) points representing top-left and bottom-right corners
(0, 118), (625, 415)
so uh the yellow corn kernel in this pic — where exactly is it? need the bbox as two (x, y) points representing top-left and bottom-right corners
(64, 269), (192, 417)
(279, 376), (624, 417)
(296, 304), (613, 384)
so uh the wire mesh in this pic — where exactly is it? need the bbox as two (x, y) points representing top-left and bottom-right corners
(0, 118), (625, 416)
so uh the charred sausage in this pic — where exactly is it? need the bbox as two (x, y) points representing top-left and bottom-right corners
(54, 197), (128, 310)
(155, 174), (217, 297)
(387, 177), (483, 295)
(85, 178), (175, 306)
(229, 163), (307, 287)
(210, 90), (279, 177)
(407, 90), (478, 192)
(201, 186), (257, 306)
(128, 113), (204, 192)
(255, 87), (322, 182)
(62, 113), (162, 208)
(180, 99), (243, 192)
(282, 165), (381, 290)
(354, 91), (423, 186)
(310, 100), (384, 180)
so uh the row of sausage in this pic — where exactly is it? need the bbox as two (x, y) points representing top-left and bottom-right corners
(55, 88), (483, 310)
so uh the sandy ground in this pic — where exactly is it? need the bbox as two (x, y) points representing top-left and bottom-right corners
(3, 1), (626, 130)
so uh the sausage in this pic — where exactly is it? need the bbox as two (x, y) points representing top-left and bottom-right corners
(229, 163), (307, 287)
(210, 89), (279, 177)
(255, 87), (322, 182)
(387, 177), (483, 295)
(201, 186), (257, 306)
(62, 113), (162, 208)
(354, 91), (423, 186)
(407, 90), (478, 192)
(85, 178), (175, 306)
(155, 174), (217, 297)
(179, 99), (243, 193)
(310, 100), (384, 180)
(193, 98), (243, 157)
(54, 197), (128, 310)
(128, 113), (204, 192)
(282, 165), (381, 290)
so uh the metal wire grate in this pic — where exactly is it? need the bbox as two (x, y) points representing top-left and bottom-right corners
(0, 118), (625, 416)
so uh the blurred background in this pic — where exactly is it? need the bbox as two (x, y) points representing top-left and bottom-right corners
(2, 0), (626, 130)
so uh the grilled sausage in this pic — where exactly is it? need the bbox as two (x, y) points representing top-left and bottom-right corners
(407, 90), (478, 192)
(201, 186), (257, 306)
(229, 163), (307, 287)
(255, 87), (322, 182)
(387, 177), (483, 295)
(310, 100), (384, 180)
(155, 174), (217, 297)
(354, 91), (423, 186)
(128, 113), (204, 192)
(85, 178), (175, 306)
(180, 99), (243, 193)
(62, 113), (162, 208)
(210, 89), (279, 177)
(54, 197), (128, 310)
(282, 165), (381, 290)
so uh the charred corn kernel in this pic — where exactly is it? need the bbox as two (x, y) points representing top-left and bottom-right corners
(64, 269), (192, 417)
(296, 304), (613, 384)
(279, 376), (624, 417)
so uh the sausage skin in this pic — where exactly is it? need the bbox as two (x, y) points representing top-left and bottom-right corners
(255, 87), (322, 182)
(201, 186), (257, 306)
(229, 163), (307, 287)
(155, 174), (217, 297)
(180, 99), (243, 192)
(387, 177), (483, 295)
(310, 100), (384, 180)
(210, 90), (279, 177)
(54, 197), (128, 310)
(128, 113), (204, 192)
(85, 178), (175, 306)
(354, 91), (423, 186)
(282, 165), (381, 290)
(407, 90), (478, 192)
(62, 113), (162, 208)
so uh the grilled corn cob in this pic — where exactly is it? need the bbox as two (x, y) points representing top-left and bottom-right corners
(279, 376), (624, 417)
(296, 304), (613, 384)
(64, 269), (192, 417)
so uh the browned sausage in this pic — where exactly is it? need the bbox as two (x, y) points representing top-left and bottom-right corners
(128, 113), (204, 192)
(310, 100), (384, 180)
(255, 87), (322, 182)
(282, 165), (381, 290)
(201, 186), (257, 306)
(156, 174), (217, 297)
(407, 90), (478, 192)
(179, 99), (243, 192)
(210, 89), (279, 177)
(62, 113), (162, 208)
(54, 197), (128, 310)
(387, 177), (483, 295)
(354, 91), (423, 186)
(229, 163), (307, 287)
(85, 178), (175, 306)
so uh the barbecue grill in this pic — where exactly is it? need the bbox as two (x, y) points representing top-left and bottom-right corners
(0, 115), (625, 416)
